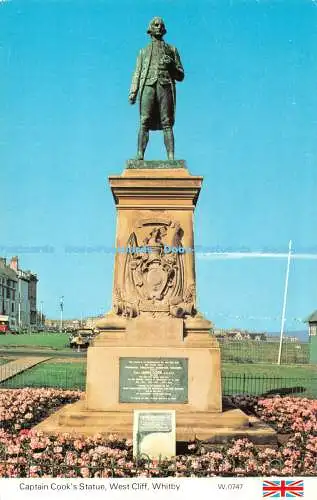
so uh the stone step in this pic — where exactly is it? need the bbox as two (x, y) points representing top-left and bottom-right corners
(35, 403), (277, 446)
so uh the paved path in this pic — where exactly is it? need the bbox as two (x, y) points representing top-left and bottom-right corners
(0, 357), (52, 382)
(0, 348), (86, 358)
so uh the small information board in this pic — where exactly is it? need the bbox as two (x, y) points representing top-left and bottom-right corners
(133, 410), (176, 459)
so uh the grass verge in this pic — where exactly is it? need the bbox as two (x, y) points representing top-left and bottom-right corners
(0, 333), (69, 349)
(1, 360), (316, 397)
(0, 361), (86, 390)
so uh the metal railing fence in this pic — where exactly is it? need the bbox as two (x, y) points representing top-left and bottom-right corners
(218, 340), (309, 364)
(0, 365), (316, 398)
(222, 374), (317, 398)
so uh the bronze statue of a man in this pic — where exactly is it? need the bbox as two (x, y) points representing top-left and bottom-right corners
(129, 17), (184, 160)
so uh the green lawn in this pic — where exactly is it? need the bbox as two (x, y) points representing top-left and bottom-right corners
(0, 361), (86, 390)
(0, 333), (69, 349)
(1, 359), (316, 398)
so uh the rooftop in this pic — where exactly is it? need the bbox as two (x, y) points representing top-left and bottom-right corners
(305, 310), (317, 323)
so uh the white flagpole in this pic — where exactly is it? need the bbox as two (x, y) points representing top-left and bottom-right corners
(277, 240), (292, 365)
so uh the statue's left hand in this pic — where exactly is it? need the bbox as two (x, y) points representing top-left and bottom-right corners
(160, 55), (173, 67)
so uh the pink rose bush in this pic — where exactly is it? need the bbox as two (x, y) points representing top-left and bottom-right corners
(0, 388), (81, 433)
(0, 431), (316, 477)
(0, 389), (316, 477)
(255, 397), (317, 434)
(230, 395), (317, 434)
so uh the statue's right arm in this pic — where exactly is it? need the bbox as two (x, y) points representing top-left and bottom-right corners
(129, 50), (143, 104)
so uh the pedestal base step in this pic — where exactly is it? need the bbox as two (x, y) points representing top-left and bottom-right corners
(34, 400), (277, 446)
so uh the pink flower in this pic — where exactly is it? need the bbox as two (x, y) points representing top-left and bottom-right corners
(80, 467), (90, 478)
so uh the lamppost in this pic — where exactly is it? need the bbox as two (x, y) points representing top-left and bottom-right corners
(60, 296), (64, 333)
(40, 301), (44, 328)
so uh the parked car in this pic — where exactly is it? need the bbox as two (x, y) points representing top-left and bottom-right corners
(69, 329), (94, 349)
(0, 315), (9, 334)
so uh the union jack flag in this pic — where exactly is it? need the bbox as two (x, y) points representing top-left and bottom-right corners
(263, 480), (304, 498)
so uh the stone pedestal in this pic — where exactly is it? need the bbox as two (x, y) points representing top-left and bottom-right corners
(108, 160), (201, 320)
(36, 161), (276, 446)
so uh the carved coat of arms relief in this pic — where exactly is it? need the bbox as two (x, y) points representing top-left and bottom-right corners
(113, 219), (195, 319)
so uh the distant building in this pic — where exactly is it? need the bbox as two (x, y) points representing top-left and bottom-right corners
(45, 318), (81, 331)
(0, 256), (38, 331)
(45, 315), (103, 331)
(84, 316), (103, 329)
(18, 271), (30, 328)
(305, 310), (317, 337)
(286, 336), (299, 343)
(249, 333), (267, 341)
(214, 328), (267, 341)
(267, 335), (299, 343)
(0, 257), (18, 330)
(27, 273), (38, 326)
(45, 319), (58, 330)
(305, 310), (317, 364)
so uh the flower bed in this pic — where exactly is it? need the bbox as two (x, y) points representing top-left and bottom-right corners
(229, 395), (317, 434)
(0, 389), (316, 477)
(0, 388), (81, 433)
(256, 397), (317, 434)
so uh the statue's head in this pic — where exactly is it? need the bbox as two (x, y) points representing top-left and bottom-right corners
(147, 17), (167, 38)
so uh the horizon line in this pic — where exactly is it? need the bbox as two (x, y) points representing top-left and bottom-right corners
(197, 252), (317, 260)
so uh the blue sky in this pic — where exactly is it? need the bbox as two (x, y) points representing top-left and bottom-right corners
(1, 0), (317, 333)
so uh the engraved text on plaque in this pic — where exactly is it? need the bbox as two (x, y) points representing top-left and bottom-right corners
(119, 357), (188, 403)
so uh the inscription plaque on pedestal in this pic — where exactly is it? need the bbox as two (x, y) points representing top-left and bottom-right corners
(119, 357), (188, 403)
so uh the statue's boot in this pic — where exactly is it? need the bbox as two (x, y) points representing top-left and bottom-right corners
(163, 127), (175, 160)
(136, 127), (149, 160)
